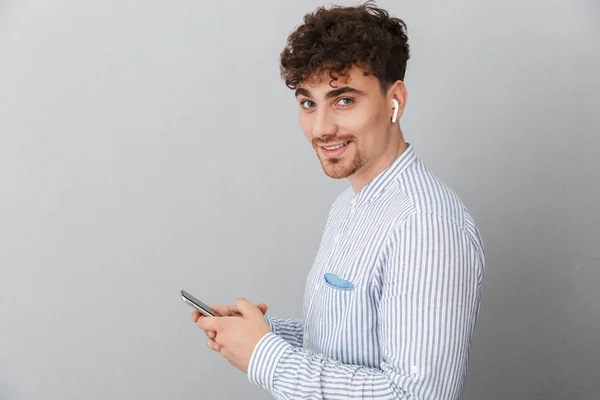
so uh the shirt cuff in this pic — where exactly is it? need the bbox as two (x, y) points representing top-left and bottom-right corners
(247, 332), (291, 391)
(264, 314), (276, 333)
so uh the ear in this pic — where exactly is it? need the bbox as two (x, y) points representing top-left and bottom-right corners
(387, 80), (408, 123)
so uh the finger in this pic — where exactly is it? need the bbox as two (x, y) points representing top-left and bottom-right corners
(206, 338), (221, 352)
(196, 316), (220, 331)
(257, 303), (268, 315)
(203, 329), (216, 338)
(208, 305), (230, 316)
(191, 310), (201, 322)
(235, 298), (257, 316)
(210, 305), (240, 317)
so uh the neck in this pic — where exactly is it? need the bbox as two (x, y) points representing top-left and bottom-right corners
(348, 132), (407, 195)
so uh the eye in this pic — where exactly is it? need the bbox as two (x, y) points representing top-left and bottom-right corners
(337, 97), (354, 106)
(300, 100), (315, 109)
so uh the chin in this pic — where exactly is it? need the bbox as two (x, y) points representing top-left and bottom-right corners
(320, 159), (358, 179)
(324, 169), (352, 179)
(315, 145), (365, 179)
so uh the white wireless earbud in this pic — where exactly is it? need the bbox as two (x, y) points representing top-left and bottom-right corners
(391, 99), (399, 123)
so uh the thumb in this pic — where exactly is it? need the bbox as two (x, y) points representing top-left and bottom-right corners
(257, 303), (268, 315)
(235, 298), (258, 317)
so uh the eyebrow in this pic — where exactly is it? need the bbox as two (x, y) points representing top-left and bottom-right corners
(294, 87), (366, 99)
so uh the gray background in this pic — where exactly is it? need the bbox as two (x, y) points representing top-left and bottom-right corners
(1, 0), (599, 399)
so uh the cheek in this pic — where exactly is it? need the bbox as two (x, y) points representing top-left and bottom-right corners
(337, 112), (373, 141)
(343, 103), (380, 131)
(360, 108), (387, 142)
(299, 116), (313, 141)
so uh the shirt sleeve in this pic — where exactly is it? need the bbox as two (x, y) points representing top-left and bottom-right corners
(248, 212), (484, 399)
(264, 315), (304, 348)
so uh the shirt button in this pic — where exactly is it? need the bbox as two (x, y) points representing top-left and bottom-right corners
(303, 333), (309, 346)
(334, 234), (340, 243)
(350, 198), (357, 206)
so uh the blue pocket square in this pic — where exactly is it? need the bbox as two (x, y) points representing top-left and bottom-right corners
(324, 273), (355, 290)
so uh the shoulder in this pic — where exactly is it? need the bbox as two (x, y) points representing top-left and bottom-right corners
(396, 159), (467, 229)
(388, 159), (485, 266)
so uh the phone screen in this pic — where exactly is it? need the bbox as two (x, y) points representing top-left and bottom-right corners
(181, 290), (216, 316)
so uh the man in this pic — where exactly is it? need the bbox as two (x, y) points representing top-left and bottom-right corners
(194, 2), (485, 399)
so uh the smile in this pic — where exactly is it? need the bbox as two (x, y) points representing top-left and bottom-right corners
(320, 141), (351, 158)
(322, 141), (350, 151)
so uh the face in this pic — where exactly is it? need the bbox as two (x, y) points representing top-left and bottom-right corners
(294, 66), (399, 180)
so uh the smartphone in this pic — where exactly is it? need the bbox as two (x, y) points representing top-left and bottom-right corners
(181, 289), (217, 317)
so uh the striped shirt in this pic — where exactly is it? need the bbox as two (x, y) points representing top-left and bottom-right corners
(248, 143), (485, 399)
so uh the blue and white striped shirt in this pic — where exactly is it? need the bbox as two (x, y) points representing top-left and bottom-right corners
(248, 143), (485, 399)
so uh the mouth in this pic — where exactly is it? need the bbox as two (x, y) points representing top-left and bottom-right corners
(320, 141), (351, 158)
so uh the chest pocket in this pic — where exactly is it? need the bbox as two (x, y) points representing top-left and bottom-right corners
(308, 273), (358, 360)
(324, 272), (355, 290)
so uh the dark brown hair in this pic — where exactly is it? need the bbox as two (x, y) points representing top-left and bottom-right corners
(279, 1), (410, 91)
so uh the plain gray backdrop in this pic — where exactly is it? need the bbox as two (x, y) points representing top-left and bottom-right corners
(1, 0), (599, 399)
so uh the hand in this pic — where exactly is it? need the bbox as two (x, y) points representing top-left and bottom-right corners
(191, 303), (268, 342)
(195, 298), (272, 373)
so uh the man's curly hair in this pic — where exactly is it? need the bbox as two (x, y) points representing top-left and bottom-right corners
(280, 1), (410, 92)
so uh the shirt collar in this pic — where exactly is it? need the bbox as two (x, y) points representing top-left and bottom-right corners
(351, 142), (417, 207)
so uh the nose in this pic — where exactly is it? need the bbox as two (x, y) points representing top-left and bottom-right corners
(312, 107), (337, 139)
